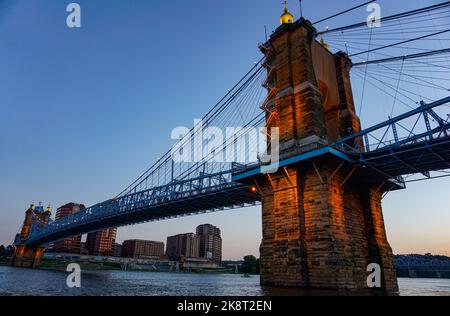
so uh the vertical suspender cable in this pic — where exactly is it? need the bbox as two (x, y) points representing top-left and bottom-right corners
(390, 58), (405, 117)
(358, 25), (374, 125)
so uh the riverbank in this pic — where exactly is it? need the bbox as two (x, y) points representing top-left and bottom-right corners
(3, 258), (450, 280)
(0, 257), (238, 274)
(52, 259), (449, 279)
(41, 259), (123, 272)
(40, 259), (237, 274)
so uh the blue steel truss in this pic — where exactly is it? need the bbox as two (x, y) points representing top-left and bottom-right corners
(26, 97), (450, 247)
(27, 168), (259, 246)
(234, 96), (450, 182)
(334, 97), (450, 179)
(334, 97), (450, 155)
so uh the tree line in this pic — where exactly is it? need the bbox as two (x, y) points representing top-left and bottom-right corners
(0, 245), (13, 259)
(242, 255), (260, 275)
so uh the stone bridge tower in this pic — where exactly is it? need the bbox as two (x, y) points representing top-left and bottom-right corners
(247, 9), (399, 294)
(11, 203), (52, 268)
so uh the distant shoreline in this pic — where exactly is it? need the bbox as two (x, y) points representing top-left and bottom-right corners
(396, 268), (450, 279)
(0, 259), (237, 275)
(2, 256), (450, 279)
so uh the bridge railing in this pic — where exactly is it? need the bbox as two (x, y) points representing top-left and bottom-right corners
(332, 97), (450, 155)
(26, 168), (252, 245)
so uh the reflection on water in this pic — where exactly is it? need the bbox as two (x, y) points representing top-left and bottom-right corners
(0, 266), (449, 296)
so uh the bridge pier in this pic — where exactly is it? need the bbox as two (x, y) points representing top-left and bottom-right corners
(258, 164), (398, 294)
(11, 245), (45, 269)
(11, 203), (51, 269)
(241, 18), (399, 294)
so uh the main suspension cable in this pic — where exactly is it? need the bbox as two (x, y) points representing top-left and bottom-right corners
(318, 1), (450, 35)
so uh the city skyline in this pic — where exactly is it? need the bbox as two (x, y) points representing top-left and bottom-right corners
(4, 188), (450, 260)
(1, 0), (450, 261)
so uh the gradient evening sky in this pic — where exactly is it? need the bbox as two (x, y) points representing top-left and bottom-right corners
(0, 0), (449, 260)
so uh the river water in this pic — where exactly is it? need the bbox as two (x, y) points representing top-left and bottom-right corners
(0, 266), (449, 296)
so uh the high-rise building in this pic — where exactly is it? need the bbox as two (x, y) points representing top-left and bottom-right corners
(196, 224), (222, 263)
(121, 240), (164, 259)
(113, 243), (122, 258)
(166, 233), (199, 260)
(51, 203), (85, 254)
(79, 242), (89, 255)
(85, 228), (117, 256)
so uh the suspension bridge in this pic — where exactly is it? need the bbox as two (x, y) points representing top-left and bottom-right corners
(12, 1), (450, 294)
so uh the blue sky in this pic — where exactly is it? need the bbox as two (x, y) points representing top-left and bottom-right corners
(0, 0), (449, 259)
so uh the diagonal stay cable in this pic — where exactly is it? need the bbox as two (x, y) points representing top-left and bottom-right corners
(350, 29), (450, 57)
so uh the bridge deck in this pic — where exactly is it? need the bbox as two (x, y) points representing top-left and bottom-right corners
(27, 184), (259, 246)
(357, 138), (450, 178)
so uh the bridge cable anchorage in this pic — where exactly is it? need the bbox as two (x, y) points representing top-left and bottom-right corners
(317, 1), (450, 35)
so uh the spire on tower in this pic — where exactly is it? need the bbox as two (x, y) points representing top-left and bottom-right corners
(280, 1), (294, 25)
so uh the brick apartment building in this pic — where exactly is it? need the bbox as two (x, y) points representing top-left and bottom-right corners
(121, 239), (164, 258)
(196, 224), (222, 263)
(166, 233), (199, 260)
(85, 228), (117, 256)
(51, 203), (85, 254)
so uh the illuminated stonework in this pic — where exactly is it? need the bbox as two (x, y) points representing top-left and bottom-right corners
(254, 19), (399, 294)
(11, 203), (51, 269)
